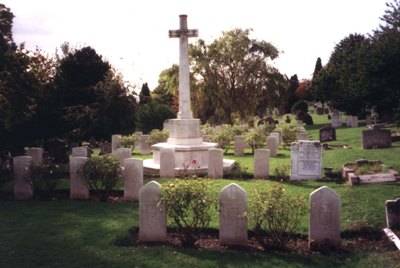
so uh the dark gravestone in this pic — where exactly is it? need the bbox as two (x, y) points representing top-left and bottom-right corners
(45, 138), (68, 163)
(319, 126), (336, 142)
(316, 107), (324, 115)
(362, 129), (391, 149)
(99, 141), (112, 155)
(386, 198), (400, 229)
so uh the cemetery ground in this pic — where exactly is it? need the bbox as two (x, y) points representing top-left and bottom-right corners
(1, 115), (400, 267)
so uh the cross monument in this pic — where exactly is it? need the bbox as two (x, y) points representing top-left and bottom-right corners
(169, 14), (198, 119)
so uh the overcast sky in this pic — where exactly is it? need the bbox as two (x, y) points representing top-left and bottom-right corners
(3, 0), (389, 89)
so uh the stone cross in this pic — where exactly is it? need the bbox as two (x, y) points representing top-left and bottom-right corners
(169, 14), (198, 119)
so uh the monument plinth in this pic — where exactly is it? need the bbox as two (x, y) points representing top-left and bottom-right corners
(143, 15), (234, 176)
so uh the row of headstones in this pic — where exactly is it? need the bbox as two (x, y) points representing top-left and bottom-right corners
(331, 112), (358, 128)
(111, 134), (152, 155)
(13, 147), (144, 200)
(139, 182), (340, 251)
(233, 133), (281, 157)
(158, 147), (271, 179)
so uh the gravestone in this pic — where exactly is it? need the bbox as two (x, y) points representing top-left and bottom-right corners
(139, 135), (151, 154)
(111, 134), (121, 154)
(69, 156), (89, 199)
(319, 126), (336, 142)
(45, 138), (68, 163)
(296, 120), (303, 127)
(123, 158), (143, 201)
(362, 129), (391, 149)
(72, 147), (90, 158)
(290, 141), (322, 180)
(386, 198), (400, 229)
(115, 148), (132, 165)
(346, 115), (358, 128)
(331, 111), (342, 128)
(139, 181), (167, 242)
(254, 149), (270, 179)
(298, 132), (309, 141)
(309, 186), (341, 250)
(25, 147), (43, 166)
(219, 183), (248, 246)
(134, 132), (143, 150)
(99, 141), (112, 155)
(13, 156), (33, 200)
(208, 148), (223, 178)
(366, 114), (373, 125)
(234, 135), (247, 156)
(266, 135), (279, 157)
(160, 148), (175, 178)
(270, 131), (281, 145)
(316, 107), (324, 115)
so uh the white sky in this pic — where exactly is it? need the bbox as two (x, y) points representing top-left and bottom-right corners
(3, 0), (388, 90)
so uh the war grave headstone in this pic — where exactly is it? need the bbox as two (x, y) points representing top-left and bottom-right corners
(111, 134), (121, 154)
(266, 135), (279, 156)
(362, 128), (391, 149)
(331, 111), (342, 128)
(319, 126), (336, 142)
(25, 147), (43, 166)
(123, 158), (143, 201)
(384, 198), (400, 250)
(69, 156), (89, 199)
(234, 135), (247, 156)
(208, 148), (224, 178)
(13, 156), (33, 200)
(219, 183), (248, 246)
(254, 149), (270, 179)
(72, 146), (91, 158)
(290, 141), (322, 180)
(309, 186), (341, 250)
(160, 148), (175, 178)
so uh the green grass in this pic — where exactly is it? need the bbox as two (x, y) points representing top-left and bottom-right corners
(1, 114), (400, 267)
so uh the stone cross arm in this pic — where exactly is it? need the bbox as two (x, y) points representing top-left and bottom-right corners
(169, 29), (198, 38)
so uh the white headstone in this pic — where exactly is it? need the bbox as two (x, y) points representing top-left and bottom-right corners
(111, 134), (121, 154)
(219, 183), (248, 246)
(139, 181), (167, 242)
(25, 147), (43, 166)
(123, 158), (143, 201)
(346, 115), (358, 128)
(160, 148), (175, 178)
(234, 135), (247, 156)
(290, 141), (322, 180)
(270, 132), (281, 145)
(72, 147), (89, 158)
(69, 156), (89, 199)
(254, 149), (270, 179)
(115, 148), (132, 165)
(208, 148), (223, 178)
(139, 135), (151, 154)
(331, 111), (342, 128)
(266, 135), (279, 157)
(13, 156), (33, 200)
(169, 14), (198, 119)
(309, 186), (341, 250)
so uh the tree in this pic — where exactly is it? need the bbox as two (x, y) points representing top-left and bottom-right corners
(312, 57), (322, 81)
(139, 82), (151, 105)
(284, 74), (299, 113)
(152, 65), (179, 112)
(136, 102), (176, 133)
(190, 29), (280, 124)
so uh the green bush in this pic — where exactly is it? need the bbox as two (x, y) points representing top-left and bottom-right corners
(136, 102), (176, 134)
(119, 134), (139, 149)
(245, 128), (265, 154)
(278, 122), (298, 148)
(291, 100), (308, 114)
(249, 183), (307, 250)
(272, 164), (290, 181)
(211, 126), (234, 153)
(160, 176), (216, 246)
(145, 129), (169, 146)
(80, 155), (122, 201)
(30, 157), (62, 198)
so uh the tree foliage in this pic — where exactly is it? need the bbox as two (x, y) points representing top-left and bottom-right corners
(139, 82), (151, 105)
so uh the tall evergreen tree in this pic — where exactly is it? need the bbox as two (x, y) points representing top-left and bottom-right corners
(312, 57), (322, 80)
(139, 82), (151, 105)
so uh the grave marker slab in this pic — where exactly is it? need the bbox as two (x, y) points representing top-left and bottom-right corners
(331, 111), (342, 128)
(25, 147), (43, 166)
(254, 149), (269, 179)
(160, 148), (175, 178)
(386, 198), (400, 229)
(69, 156), (89, 199)
(266, 135), (279, 157)
(290, 141), (322, 180)
(309, 186), (341, 250)
(219, 183), (248, 246)
(234, 135), (247, 156)
(362, 129), (391, 149)
(139, 135), (151, 154)
(208, 148), (223, 178)
(115, 148), (132, 165)
(72, 147), (90, 158)
(111, 134), (121, 154)
(139, 181), (167, 242)
(319, 126), (336, 142)
(13, 156), (33, 200)
(123, 158), (143, 201)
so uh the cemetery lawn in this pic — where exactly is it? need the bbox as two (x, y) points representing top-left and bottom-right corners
(1, 115), (400, 267)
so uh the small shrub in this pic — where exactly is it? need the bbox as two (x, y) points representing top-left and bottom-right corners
(291, 100), (308, 115)
(211, 126), (234, 153)
(160, 176), (216, 246)
(80, 155), (122, 201)
(30, 157), (62, 198)
(249, 183), (307, 250)
(285, 115), (291, 123)
(201, 123), (214, 135)
(278, 123), (298, 148)
(245, 128), (265, 154)
(273, 164), (290, 181)
(298, 111), (314, 125)
(145, 129), (169, 146)
(119, 134), (139, 149)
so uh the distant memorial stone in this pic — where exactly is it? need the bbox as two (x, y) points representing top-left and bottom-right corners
(208, 148), (223, 178)
(309, 186), (341, 250)
(160, 148), (175, 178)
(115, 148), (132, 165)
(386, 198), (400, 229)
(69, 156), (89, 199)
(266, 135), (279, 156)
(13, 156), (33, 200)
(99, 141), (112, 155)
(254, 149), (270, 179)
(111, 134), (121, 154)
(290, 141), (322, 180)
(123, 158), (143, 201)
(270, 131), (281, 145)
(234, 135), (247, 156)
(25, 147), (43, 166)
(331, 111), (342, 128)
(319, 126), (336, 142)
(139, 135), (151, 154)
(139, 181), (167, 242)
(72, 147), (90, 158)
(46, 138), (68, 163)
(362, 129), (391, 149)
(346, 115), (358, 128)
(219, 183), (248, 246)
